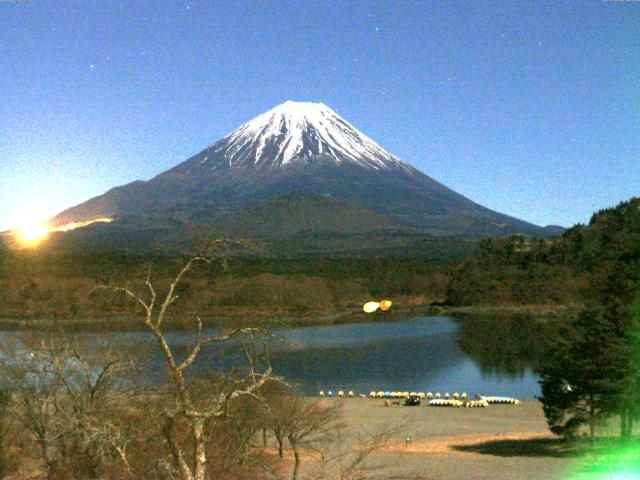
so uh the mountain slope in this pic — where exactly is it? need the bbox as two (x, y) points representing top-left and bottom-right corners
(208, 192), (397, 238)
(52, 101), (549, 238)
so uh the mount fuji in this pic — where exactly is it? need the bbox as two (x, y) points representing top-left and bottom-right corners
(52, 101), (551, 248)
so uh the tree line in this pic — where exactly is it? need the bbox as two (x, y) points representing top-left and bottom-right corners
(447, 198), (640, 307)
(535, 198), (640, 439)
(0, 250), (454, 321)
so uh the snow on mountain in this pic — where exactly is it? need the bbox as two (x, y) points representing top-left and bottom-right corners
(199, 101), (411, 171)
(51, 100), (550, 239)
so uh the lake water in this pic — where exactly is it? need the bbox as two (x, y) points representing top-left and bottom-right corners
(0, 316), (543, 398)
(266, 316), (541, 398)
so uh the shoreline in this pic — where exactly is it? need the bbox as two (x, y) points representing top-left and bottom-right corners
(0, 303), (577, 331)
(0, 306), (427, 331)
(438, 304), (579, 319)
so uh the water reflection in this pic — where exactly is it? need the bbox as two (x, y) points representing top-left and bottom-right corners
(453, 314), (558, 377)
(258, 316), (546, 398)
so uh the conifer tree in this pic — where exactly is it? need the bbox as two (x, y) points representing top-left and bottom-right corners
(538, 306), (629, 438)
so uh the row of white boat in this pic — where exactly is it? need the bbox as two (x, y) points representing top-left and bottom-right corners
(318, 390), (520, 407)
(368, 391), (467, 400)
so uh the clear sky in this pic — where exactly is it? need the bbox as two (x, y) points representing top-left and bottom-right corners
(1, 0), (638, 231)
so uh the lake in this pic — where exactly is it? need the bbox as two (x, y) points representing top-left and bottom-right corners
(0, 315), (545, 398)
(266, 316), (542, 398)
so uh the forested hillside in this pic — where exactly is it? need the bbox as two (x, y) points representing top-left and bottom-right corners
(0, 250), (454, 321)
(446, 198), (640, 307)
(1, 198), (637, 322)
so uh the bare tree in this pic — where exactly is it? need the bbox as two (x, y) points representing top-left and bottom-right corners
(285, 398), (340, 480)
(99, 244), (273, 480)
(265, 390), (291, 459)
(0, 388), (17, 480)
(200, 388), (280, 480)
(261, 388), (341, 480)
(0, 332), (142, 479)
(310, 422), (404, 480)
(43, 333), (140, 479)
(264, 393), (401, 480)
(0, 336), (60, 479)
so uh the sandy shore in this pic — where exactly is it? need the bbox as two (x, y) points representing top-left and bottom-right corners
(312, 398), (580, 479)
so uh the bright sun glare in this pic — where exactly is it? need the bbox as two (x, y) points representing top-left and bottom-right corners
(18, 224), (49, 244)
(10, 217), (114, 248)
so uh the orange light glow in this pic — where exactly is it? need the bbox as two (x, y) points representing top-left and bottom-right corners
(18, 224), (49, 245)
(10, 217), (113, 248)
(54, 218), (113, 232)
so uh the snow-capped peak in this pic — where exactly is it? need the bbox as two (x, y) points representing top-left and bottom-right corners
(208, 101), (410, 171)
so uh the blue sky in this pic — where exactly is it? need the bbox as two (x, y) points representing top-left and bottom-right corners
(1, 0), (638, 231)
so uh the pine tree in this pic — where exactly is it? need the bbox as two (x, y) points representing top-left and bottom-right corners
(615, 299), (640, 438)
(538, 306), (629, 438)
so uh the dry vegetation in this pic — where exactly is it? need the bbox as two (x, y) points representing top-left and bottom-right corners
(0, 271), (448, 321)
(0, 341), (399, 480)
(0, 250), (454, 322)
(0, 250), (403, 480)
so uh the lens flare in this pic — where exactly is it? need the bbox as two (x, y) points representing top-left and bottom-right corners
(7, 217), (114, 249)
(54, 217), (113, 232)
(363, 301), (380, 313)
(379, 299), (393, 311)
(18, 224), (49, 245)
(570, 441), (640, 479)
